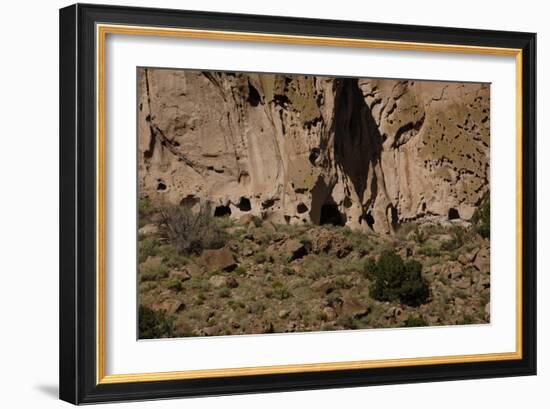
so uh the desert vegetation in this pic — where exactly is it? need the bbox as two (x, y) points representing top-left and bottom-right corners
(138, 198), (490, 339)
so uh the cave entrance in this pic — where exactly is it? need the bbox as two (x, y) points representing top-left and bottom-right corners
(320, 204), (345, 226)
(448, 208), (460, 220)
(214, 205), (231, 217)
(365, 212), (375, 229)
(238, 197), (251, 212)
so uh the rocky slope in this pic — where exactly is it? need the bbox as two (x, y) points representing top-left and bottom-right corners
(138, 68), (490, 234)
(138, 213), (490, 337)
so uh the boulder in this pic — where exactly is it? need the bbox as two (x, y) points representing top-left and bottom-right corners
(169, 269), (191, 282)
(310, 229), (352, 258)
(455, 277), (472, 290)
(151, 299), (184, 314)
(342, 296), (370, 318)
(473, 247), (490, 272)
(209, 275), (238, 289)
(311, 278), (335, 294)
(201, 247), (237, 272)
(281, 239), (308, 261)
(138, 223), (159, 236)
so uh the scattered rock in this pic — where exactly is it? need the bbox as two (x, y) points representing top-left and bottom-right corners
(262, 322), (274, 333)
(323, 306), (337, 321)
(151, 299), (184, 314)
(458, 203), (476, 221)
(311, 278), (335, 294)
(465, 249), (479, 263)
(446, 262), (463, 280)
(139, 256), (166, 280)
(169, 269), (191, 281)
(398, 247), (413, 258)
(138, 223), (159, 236)
(342, 296), (369, 318)
(201, 247), (237, 272)
(201, 325), (222, 336)
(278, 309), (290, 319)
(310, 229), (352, 258)
(455, 277), (472, 289)
(281, 239), (308, 261)
(473, 247), (490, 272)
(209, 275), (238, 288)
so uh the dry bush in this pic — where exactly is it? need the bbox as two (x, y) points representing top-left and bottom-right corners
(160, 203), (227, 255)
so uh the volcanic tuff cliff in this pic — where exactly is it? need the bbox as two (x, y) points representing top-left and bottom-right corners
(138, 68), (490, 234)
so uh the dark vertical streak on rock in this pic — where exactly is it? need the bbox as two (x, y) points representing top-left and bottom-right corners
(333, 78), (383, 203)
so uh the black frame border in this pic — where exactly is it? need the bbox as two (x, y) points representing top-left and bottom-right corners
(59, 3), (536, 404)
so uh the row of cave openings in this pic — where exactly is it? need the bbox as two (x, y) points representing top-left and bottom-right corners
(209, 196), (350, 227)
(187, 192), (463, 228)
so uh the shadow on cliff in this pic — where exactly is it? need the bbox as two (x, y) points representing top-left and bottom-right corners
(333, 78), (383, 200)
(310, 78), (384, 227)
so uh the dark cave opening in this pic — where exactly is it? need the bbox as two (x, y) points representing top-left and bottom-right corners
(389, 205), (399, 229)
(156, 181), (167, 191)
(320, 204), (345, 226)
(214, 205), (231, 217)
(448, 208), (460, 220)
(297, 203), (309, 214)
(238, 197), (251, 212)
(365, 212), (375, 229)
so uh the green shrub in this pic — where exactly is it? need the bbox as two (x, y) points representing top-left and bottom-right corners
(138, 197), (154, 219)
(138, 237), (159, 263)
(160, 203), (227, 255)
(403, 315), (428, 327)
(282, 266), (294, 275)
(440, 227), (465, 251)
(140, 261), (169, 281)
(417, 245), (441, 257)
(234, 266), (247, 276)
(271, 281), (291, 300)
(348, 234), (371, 256)
(254, 251), (268, 264)
(459, 315), (475, 325)
(166, 277), (182, 292)
(157, 243), (187, 268)
(364, 251), (429, 306)
(336, 314), (357, 329)
(303, 254), (331, 278)
(218, 288), (231, 298)
(215, 216), (235, 229)
(139, 305), (175, 339)
(412, 226), (427, 245)
(472, 192), (490, 239)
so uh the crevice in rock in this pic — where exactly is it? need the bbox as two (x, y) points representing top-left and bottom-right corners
(391, 112), (426, 148)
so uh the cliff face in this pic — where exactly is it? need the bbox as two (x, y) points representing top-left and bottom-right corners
(138, 68), (489, 234)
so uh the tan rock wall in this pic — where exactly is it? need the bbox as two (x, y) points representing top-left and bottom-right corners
(138, 68), (490, 234)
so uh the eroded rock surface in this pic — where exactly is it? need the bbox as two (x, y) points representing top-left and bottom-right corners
(138, 69), (489, 234)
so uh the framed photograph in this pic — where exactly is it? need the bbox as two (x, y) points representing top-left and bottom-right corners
(59, 3), (536, 404)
